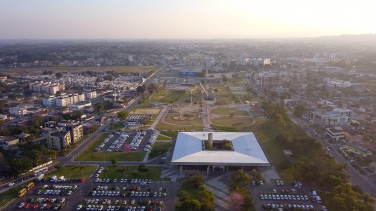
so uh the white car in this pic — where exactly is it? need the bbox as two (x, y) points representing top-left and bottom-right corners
(8, 182), (15, 187)
(76, 205), (82, 210)
(19, 202), (25, 208)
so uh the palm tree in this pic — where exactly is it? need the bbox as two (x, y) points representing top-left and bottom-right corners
(116, 166), (128, 175)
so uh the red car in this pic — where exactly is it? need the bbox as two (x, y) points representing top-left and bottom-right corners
(25, 204), (30, 209)
(32, 205), (38, 209)
(80, 178), (85, 182)
(148, 207), (153, 211)
(47, 198), (52, 202)
(156, 201), (159, 206)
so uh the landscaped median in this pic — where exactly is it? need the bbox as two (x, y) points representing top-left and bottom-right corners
(75, 133), (146, 161)
(97, 165), (170, 181)
(0, 185), (24, 208)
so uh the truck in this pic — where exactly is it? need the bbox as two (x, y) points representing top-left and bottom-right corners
(36, 174), (44, 182)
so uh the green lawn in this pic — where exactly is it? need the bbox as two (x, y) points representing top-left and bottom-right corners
(180, 180), (199, 196)
(164, 113), (203, 126)
(157, 135), (171, 140)
(212, 117), (253, 126)
(75, 133), (146, 161)
(160, 131), (178, 138)
(151, 90), (188, 104)
(44, 165), (98, 180)
(0, 185), (24, 207)
(242, 118), (308, 182)
(148, 142), (171, 160)
(98, 165), (170, 181)
(110, 122), (125, 130)
(76, 151), (146, 162)
(211, 107), (249, 116)
(210, 124), (238, 132)
(155, 121), (203, 131)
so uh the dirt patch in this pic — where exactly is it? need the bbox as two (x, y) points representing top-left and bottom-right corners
(172, 113), (196, 121)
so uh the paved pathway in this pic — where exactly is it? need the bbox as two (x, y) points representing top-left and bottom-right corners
(204, 173), (231, 210)
(150, 105), (169, 129)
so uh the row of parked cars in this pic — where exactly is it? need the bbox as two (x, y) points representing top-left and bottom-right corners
(42, 189), (73, 195)
(95, 134), (114, 152)
(260, 194), (309, 201)
(262, 203), (314, 210)
(77, 204), (161, 211)
(94, 178), (152, 184)
(19, 203), (63, 210)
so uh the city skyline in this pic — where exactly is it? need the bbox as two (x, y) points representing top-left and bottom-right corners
(1, 0), (376, 39)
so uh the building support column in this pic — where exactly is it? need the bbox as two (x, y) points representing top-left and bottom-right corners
(207, 166), (210, 177)
(179, 165), (183, 175)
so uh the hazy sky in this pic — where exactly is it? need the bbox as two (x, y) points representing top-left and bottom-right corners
(1, 0), (375, 39)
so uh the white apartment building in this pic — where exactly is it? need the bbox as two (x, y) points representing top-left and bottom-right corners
(84, 90), (97, 99)
(29, 81), (65, 94)
(9, 107), (27, 117)
(311, 108), (352, 125)
(43, 96), (56, 106)
(325, 127), (345, 141)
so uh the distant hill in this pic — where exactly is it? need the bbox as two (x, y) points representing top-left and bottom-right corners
(313, 34), (376, 45)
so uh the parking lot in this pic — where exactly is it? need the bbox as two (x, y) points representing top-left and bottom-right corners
(250, 180), (326, 210)
(7, 168), (179, 211)
(95, 130), (157, 154)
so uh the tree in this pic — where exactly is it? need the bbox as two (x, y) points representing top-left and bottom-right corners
(9, 157), (33, 176)
(198, 185), (215, 211)
(31, 115), (43, 128)
(42, 71), (48, 75)
(55, 72), (63, 79)
(117, 111), (130, 121)
(1, 128), (10, 136)
(293, 104), (306, 118)
(229, 170), (251, 191)
(136, 86), (145, 93)
(229, 192), (244, 211)
(275, 132), (293, 145)
(111, 158), (118, 165)
(251, 169), (262, 181)
(97, 101), (105, 112)
(191, 172), (205, 188)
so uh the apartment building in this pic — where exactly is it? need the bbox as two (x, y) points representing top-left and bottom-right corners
(9, 107), (27, 117)
(29, 81), (65, 94)
(325, 127), (345, 141)
(311, 108), (352, 125)
(84, 90), (97, 99)
(43, 93), (85, 107)
(48, 131), (71, 151)
(63, 122), (83, 143)
(69, 101), (92, 111)
(256, 71), (282, 87)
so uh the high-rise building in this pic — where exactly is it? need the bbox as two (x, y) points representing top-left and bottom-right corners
(48, 131), (71, 151)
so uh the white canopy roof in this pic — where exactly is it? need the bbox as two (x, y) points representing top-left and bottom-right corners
(171, 132), (269, 166)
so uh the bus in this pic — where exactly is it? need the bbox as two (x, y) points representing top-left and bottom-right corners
(17, 188), (27, 198)
(25, 182), (34, 191)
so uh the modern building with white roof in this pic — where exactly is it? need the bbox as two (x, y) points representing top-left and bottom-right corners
(171, 132), (269, 175)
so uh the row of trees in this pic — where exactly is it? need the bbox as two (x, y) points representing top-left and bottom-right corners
(175, 172), (215, 211)
(261, 102), (290, 127)
(229, 170), (256, 211)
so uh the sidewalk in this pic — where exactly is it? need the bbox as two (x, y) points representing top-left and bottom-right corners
(150, 105), (169, 129)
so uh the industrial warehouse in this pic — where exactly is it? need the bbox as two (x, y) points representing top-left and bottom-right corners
(171, 132), (270, 176)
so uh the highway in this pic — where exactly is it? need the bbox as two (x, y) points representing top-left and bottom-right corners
(244, 78), (376, 197)
(0, 62), (170, 193)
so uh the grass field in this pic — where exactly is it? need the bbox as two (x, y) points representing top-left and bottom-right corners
(0, 185), (24, 207)
(160, 131), (178, 138)
(98, 165), (170, 181)
(164, 113), (203, 126)
(212, 116), (253, 126)
(211, 107), (248, 116)
(155, 121), (203, 131)
(44, 165), (98, 180)
(241, 118), (308, 182)
(151, 90), (188, 104)
(0, 66), (162, 76)
(148, 142), (171, 160)
(75, 133), (146, 161)
(110, 122), (125, 130)
(157, 135), (171, 140)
